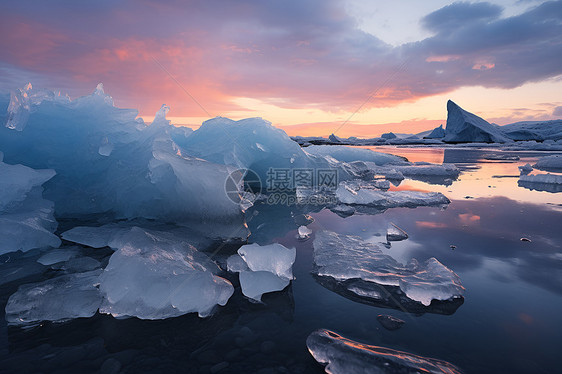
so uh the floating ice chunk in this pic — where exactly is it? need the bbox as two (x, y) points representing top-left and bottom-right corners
(312, 231), (464, 306)
(303, 145), (406, 165)
(306, 329), (463, 374)
(37, 248), (78, 265)
(5, 83), (70, 131)
(518, 173), (562, 193)
(233, 243), (296, 301)
(336, 183), (450, 209)
(518, 163), (533, 175)
(0, 85), (243, 221)
(238, 271), (290, 302)
(5, 270), (102, 325)
(444, 100), (510, 143)
(226, 254), (249, 273)
(0, 161), (60, 255)
(238, 243), (296, 280)
(99, 231), (234, 319)
(297, 225), (313, 240)
(377, 315), (405, 330)
(534, 155), (562, 172)
(386, 223), (408, 242)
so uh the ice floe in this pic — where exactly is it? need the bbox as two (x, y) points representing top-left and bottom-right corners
(229, 243), (296, 301)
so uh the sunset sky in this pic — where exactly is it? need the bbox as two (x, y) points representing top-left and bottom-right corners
(1, 0), (561, 137)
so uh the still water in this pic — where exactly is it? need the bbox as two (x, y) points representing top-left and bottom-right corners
(1, 147), (561, 374)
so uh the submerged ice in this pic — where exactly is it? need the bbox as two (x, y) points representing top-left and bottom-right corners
(307, 329), (462, 374)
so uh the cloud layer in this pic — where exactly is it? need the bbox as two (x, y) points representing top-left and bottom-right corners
(0, 0), (561, 118)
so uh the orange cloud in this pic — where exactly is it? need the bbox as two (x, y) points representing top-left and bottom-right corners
(416, 221), (447, 229)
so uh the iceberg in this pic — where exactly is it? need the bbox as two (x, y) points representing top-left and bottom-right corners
(424, 124), (445, 139)
(0, 84), (243, 221)
(0, 156), (60, 254)
(297, 225), (312, 240)
(98, 227), (234, 319)
(533, 155), (562, 172)
(377, 315), (405, 330)
(444, 100), (511, 143)
(518, 173), (562, 193)
(306, 329), (463, 374)
(5, 270), (102, 325)
(312, 231), (464, 307)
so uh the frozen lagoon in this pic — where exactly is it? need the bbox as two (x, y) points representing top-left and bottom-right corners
(1, 87), (562, 373)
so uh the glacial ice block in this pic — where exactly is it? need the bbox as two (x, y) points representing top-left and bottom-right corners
(232, 243), (296, 301)
(238, 243), (296, 280)
(444, 100), (510, 143)
(238, 271), (291, 302)
(98, 227), (234, 319)
(312, 231), (464, 306)
(0, 84), (243, 221)
(0, 160), (60, 254)
(5, 270), (102, 325)
(306, 329), (463, 374)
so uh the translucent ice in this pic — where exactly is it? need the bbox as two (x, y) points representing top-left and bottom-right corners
(232, 243), (296, 301)
(0, 159), (60, 254)
(312, 231), (464, 306)
(238, 271), (291, 302)
(5, 270), (102, 325)
(306, 329), (462, 374)
(238, 243), (296, 280)
(98, 227), (234, 319)
(0, 84), (243, 221)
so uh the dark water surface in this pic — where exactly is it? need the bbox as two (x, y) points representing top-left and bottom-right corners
(1, 147), (561, 374)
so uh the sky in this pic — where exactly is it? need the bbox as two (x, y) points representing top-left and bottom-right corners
(1, 0), (561, 137)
